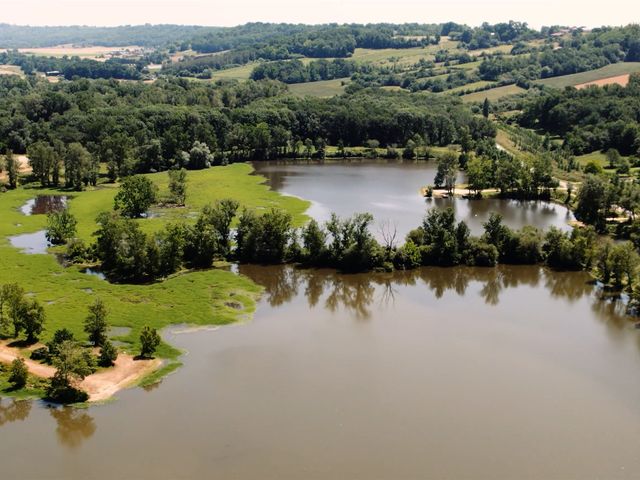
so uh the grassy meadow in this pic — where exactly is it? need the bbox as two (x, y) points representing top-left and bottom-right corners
(461, 84), (526, 103)
(534, 62), (640, 88)
(288, 77), (349, 97)
(0, 164), (309, 362)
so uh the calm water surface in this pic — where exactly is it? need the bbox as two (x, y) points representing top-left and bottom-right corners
(2, 265), (640, 479)
(253, 160), (574, 237)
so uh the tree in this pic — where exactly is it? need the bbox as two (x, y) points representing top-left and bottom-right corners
(466, 155), (492, 195)
(482, 98), (491, 118)
(606, 148), (621, 169)
(64, 143), (92, 191)
(0, 283), (25, 334)
(45, 209), (77, 245)
(28, 142), (57, 186)
(19, 298), (46, 343)
(434, 151), (458, 194)
(114, 175), (158, 218)
(8, 358), (28, 389)
(99, 340), (118, 367)
(84, 298), (108, 347)
(187, 141), (214, 169)
(48, 340), (95, 403)
(47, 328), (75, 358)
(575, 175), (612, 231)
(168, 168), (187, 205)
(140, 325), (161, 358)
(4, 150), (19, 189)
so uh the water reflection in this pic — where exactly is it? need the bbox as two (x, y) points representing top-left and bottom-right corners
(9, 230), (50, 254)
(0, 399), (32, 426)
(239, 264), (598, 321)
(48, 406), (96, 449)
(253, 161), (575, 238)
(20, 195), (68, 216)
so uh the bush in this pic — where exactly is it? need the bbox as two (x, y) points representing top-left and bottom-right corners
(46, 373), (89, 404)
(8, 358), (28, 389)
(140, 326), (161, 358)
(99, 340), (118, 367)
(394, 240), (422, 269)
(30, 347), (49, 361)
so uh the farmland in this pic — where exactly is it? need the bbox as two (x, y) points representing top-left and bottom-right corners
(288, 77), (349, 97)
(461, 84), (526, 103)
(535, 62), (640, 88)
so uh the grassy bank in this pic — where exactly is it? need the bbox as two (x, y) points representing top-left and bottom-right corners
(0, 163), (310, 376)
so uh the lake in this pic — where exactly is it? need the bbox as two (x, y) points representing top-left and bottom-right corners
(253, 159), (575, 238)
(3, 162), (640, 480)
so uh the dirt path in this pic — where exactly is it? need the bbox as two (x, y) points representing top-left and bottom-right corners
(0, 340), (161, 402)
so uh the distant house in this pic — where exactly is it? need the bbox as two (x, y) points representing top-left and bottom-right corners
(45, 70), (61, 77)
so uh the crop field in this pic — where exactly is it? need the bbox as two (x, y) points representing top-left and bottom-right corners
(575, 74), (632, 89)
(288, 77), (349, 97)
(350, 38), (458, 67)
(11, 44), (145, 60)
(445, 80), (493, 94)
(209, 63), (256, 81)
(461, 84), (526, 103)
(534, 62), (640, 88)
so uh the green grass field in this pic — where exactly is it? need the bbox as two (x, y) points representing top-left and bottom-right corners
(288, 78), (349, 97)
(534, 62), (640, 88)
(0, 164), (309, 362)
(461, 84), (527, 103)
(445, 80), (494, 94)
(209, 63), (256, 81)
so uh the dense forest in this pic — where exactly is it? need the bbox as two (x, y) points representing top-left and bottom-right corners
(0, 75), (495, 178)
(519, 74), (640, 154)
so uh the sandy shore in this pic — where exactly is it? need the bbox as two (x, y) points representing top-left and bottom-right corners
(0, 340), (161, 402)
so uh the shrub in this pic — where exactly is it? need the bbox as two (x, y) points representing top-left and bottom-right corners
(8, 358), (28, 389)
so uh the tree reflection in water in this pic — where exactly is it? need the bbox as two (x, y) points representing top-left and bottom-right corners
(239, 264), (619, 324)
(49, 406), (96, 449)
(0, 399), (32, 426)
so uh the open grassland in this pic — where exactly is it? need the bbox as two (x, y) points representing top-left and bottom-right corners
(461, 84), (526, 103)
(0, 65), (23, 76)
(288, 78), (349, 97)
(350, 38), (458, 67)
(209, 63), (256, 81)
(4, 45), (144, 60)
(0, 164), (309, 360)
(445, 80), (494, 94)
(534, 62), (640, 88)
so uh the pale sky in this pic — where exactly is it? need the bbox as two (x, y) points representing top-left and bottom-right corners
(0, 0), (638, 28)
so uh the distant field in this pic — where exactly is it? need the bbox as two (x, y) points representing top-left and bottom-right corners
(0, 65), (23, 76)
(575, 74), (631, 89)
(350, 38), (458, 67)
(209, 63), (255, 81)
(470, 44), (513, 57)
(535, 62), (640, 88)
(445, 80), (493, 94)
(461, 84), (526, 103)
(11, 44), (144, 60)
(288, 77), (349, 97)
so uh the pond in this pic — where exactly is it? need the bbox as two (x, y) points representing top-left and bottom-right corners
(19, 195), (68, 216)
(2, 264), (640, 479)
(8, 230), (49, 254)
(253, 160), (574, 238)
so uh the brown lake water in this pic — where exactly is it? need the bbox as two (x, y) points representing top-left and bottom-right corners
(253, 160), (574, 238)
(2, 164), (640, 479)
(2, 264), (640, 479)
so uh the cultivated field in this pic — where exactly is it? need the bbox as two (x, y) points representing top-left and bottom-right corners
(461, 84), (526, 103)
(534, 62), (640, 88)
(209, 63), (255, 81)
(13, 44), (145, 60)
(288, 77), (349, 97)
(575, 74), (631, 89)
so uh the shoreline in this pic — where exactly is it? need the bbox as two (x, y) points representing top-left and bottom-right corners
(0, 340), (162, 403)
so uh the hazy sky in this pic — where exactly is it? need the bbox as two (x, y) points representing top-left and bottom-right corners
(1, 0), (638, 28)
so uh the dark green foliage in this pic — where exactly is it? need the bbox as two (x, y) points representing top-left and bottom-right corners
(251, 59), (359, 84)
(8, 358), (28, 389)
(64, 143), (96, 191)
(168, 168), (187, 205)
(575, 175), (612, 231)
(3, 150), (18, 189)
(47, 340), (95, 404)
(114, 175), (158, 218)
(45, 209), (77, 245)
(47, 328), (75, 359)
(236, 208), (293, 263)
(140, 326), (161, 358)
(84, 299), (108, 347)
(99, 341), (118, 367)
